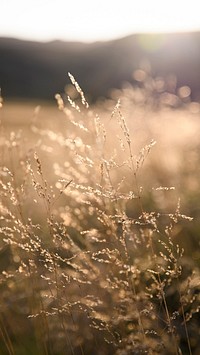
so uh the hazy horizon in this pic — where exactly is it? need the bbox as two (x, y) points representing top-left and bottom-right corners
(1, 29), (200, 45)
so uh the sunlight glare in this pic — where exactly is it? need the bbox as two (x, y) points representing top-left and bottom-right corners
(0, 0), (199, 42)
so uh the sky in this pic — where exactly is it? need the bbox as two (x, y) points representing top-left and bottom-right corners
(1, 0), (200, 43)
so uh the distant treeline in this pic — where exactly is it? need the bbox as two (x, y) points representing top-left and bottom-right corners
(0, 32), (200, 101)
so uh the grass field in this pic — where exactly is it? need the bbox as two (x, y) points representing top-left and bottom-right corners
(0, 74), (200, 354)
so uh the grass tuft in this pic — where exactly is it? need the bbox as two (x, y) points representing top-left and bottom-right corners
(0, 72), (200, 354)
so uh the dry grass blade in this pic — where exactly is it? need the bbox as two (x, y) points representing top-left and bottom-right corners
(0, 72), (199, 354)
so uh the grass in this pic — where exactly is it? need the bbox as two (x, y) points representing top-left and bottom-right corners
(0, 72), (200, 354)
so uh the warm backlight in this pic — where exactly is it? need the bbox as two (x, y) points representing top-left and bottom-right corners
(0, 0), (200, 42)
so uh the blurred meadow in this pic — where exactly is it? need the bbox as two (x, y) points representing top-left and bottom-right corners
(0, 66), (200, 354)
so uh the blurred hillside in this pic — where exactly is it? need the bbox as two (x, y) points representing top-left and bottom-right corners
(0, 32), (200, 101)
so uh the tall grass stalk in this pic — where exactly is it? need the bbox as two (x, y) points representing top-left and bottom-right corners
(0, 73), (199, 354)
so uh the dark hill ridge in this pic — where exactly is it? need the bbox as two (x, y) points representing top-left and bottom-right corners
(0, 32), (200, 101)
